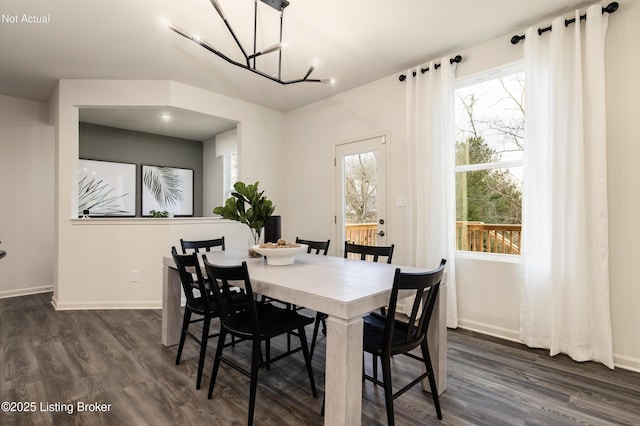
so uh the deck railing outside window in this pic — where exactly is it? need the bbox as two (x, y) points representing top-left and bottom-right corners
(345, 223), (377, 246)
(345, 221), (522, 255)
(456, 221), (522, 254)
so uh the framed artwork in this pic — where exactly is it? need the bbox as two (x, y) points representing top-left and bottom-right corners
(78, 159), (136, 217)
(141, 165), (194, 217)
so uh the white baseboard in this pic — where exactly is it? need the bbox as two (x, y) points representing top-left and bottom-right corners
(51, 299), (161, 310)
(457, 318), (521, 342)
(0, 286), (53, 299)
(456, 319), (640, 373)
(612, 353), (640, 373)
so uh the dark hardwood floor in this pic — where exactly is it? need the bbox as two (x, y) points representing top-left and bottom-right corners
(1, 293), (639, 425)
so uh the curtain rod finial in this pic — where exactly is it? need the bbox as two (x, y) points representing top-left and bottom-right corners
(511, 35), (524, 45)
(604, 2), (618, 14)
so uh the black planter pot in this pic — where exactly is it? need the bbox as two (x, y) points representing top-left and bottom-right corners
(263, 215), (281, 244)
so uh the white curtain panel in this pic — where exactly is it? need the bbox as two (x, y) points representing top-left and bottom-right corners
(520, 4), (613, 368)
(405, 58), (458, 328)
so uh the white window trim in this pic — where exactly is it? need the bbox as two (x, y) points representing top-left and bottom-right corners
(455, 159), (523, 173)
(455, 250), (522, 263)
(454, 62), (525, 258)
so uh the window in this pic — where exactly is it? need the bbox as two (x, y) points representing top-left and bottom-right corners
(454, 65), (524, 255)
(222, 151), (238, 202)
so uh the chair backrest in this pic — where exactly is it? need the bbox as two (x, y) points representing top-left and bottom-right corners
(203, 259), (259, 338)
(344, 242), (395, 264)
(171, 247), (213, 312)
(180, 237), (225, 254)
(296, 237), (330, 255)
(384, 259), (446, 355)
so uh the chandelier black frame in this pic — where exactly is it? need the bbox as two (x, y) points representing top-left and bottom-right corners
(169, 0), (332, 85)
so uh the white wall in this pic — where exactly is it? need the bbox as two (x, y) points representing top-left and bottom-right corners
(0, 95), (55, 298)
(204, 127), (238, 215)
(51, 80), (285, 309)
(203, 137), (220, 217)
(283, 77), (408, 258)
(283, 1), (640, 371)
(602, 0), (640, 372)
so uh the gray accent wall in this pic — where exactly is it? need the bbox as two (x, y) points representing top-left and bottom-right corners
(79, 122), (205, 216)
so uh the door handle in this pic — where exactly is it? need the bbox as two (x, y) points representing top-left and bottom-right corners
(377, 230), (385, 237)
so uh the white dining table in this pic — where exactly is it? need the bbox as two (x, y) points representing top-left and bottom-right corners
(162, 250), (447, 426)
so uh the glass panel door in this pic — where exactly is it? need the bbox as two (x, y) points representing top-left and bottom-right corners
(335, 136), (387, 257)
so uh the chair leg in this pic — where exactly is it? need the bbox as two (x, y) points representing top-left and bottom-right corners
(298, 325), (317, 397)
(373, 354), (379, 381)
(380, 355), (395, 426)
(196, 316), (211, 390)
(309, 313), (322, 359)
(176, 309), (191, 365)
(208, 329), (226, 399)
(421, 341), (442, 420)
(248, 339), (262, 425)
(265, 339), (271, 371)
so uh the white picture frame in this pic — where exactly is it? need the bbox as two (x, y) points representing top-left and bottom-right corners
(141, 165), (194, 217)
(78, 159), (136, 217)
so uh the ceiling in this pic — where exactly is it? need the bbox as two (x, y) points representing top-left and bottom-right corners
(0, 0), (590, 138)
(79, 107), (237, 141)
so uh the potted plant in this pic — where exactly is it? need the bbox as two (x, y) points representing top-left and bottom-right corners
(213, 181), (275, 255)
(149, 209), (169, 218)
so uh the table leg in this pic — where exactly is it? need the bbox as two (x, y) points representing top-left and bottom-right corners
(162, 265), (182, 347)
(324, 315), (363, 426)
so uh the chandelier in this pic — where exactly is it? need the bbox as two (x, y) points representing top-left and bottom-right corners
(168, 0), (333, 85)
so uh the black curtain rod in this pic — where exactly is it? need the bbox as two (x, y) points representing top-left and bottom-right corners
(511, 1), (618, 45)
(398, 55), (462, 82)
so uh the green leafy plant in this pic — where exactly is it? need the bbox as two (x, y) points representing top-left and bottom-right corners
(213, 181), (275, 245)
(149, 210), (169, 218)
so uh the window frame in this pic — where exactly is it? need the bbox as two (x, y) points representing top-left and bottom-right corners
(454, 62), (525, 260)
(222, 151), (238, 203)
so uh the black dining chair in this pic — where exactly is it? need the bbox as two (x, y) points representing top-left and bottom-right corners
(346, 242), (395, 310)
(171, 247), (222, 390)
(292, 238), (331, 359)
(296, 237), (330, 255)
(180, 237), (225, 254)
(180, 237), (226, 290)
(339, 242), (396, 368)
(203, 259), (317, 425)
(261, 237), (331, 362)
(363, 259), (446, 425)
(344, 241), (395, 263)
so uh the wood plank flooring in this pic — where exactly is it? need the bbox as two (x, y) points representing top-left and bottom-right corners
(1, 292), (639, 425)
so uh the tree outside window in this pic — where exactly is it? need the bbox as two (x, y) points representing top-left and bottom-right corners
(344, 151), (377, 224)
(455, 68), (525, 254)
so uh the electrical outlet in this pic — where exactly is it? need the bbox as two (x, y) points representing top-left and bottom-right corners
(131, 270), (140, 282)
(395, 195), (407, 207)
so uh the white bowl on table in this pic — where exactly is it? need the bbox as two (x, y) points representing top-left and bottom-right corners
(251, 244), (308, 266)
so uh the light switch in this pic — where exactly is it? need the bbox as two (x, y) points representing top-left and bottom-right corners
(395, 195), (407, 207)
